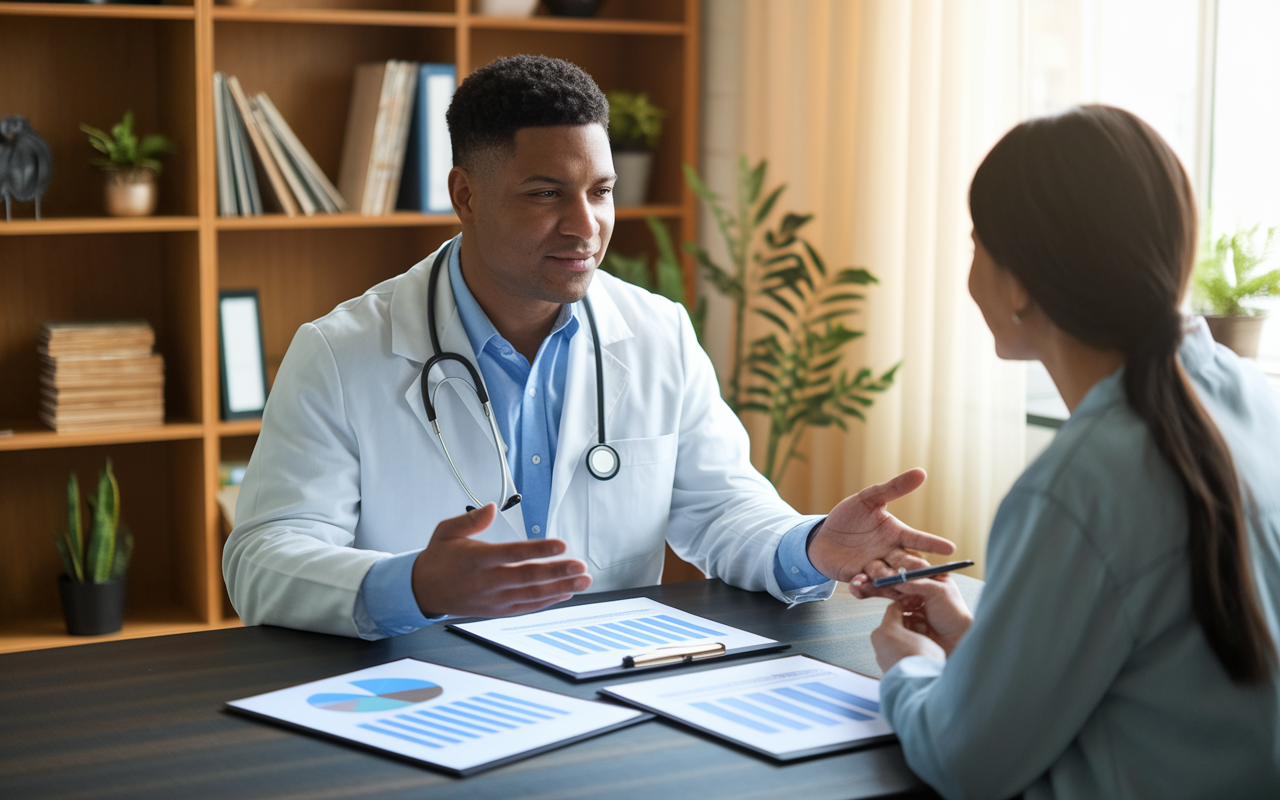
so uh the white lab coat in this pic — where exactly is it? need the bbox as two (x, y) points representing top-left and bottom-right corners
(224, 239), (829, 638)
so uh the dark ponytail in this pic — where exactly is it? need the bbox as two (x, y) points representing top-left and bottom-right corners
(970, 106), (1275, 685)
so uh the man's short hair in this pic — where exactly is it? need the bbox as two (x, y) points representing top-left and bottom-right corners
(446, 54), (609, 170)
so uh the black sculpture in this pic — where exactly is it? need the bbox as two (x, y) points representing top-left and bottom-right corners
(0, 115), (53, 222)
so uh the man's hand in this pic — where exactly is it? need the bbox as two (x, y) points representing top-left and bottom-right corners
(808, 468), (955, 597)
(411, 504), (592, 618)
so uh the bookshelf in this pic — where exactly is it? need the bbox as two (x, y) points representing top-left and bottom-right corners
(0, 0), (700, 652)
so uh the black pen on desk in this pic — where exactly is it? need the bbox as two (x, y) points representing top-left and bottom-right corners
(871, 560), (974, 588)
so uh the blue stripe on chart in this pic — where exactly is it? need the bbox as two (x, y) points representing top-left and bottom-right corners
(691, 701), (777, 734)
(416, 708), (497, 733)
(746, 692), (840, 726)
(720, 697), (810, 730)
(655, 614), (723, 637)
(379, 719), (461, 744)
(546, 630), (609, 652)
(586, 625), (647, 647)
(454, 700), (537, 725)
(774, 687), (872, 721)
(800, 682), (880, 713)
(396, 713), (479, 739)
(529, 632), (587, 655)
(604, 621), (669, 645)
(619, 619), (691, 642)
(473, 696), (553, 719)
(567, 627), (631, 650)
(486, 692), (570, 716)
(359, 723), (442, 748)
(436, 705), (518, 730)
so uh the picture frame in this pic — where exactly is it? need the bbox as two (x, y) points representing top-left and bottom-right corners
(218, 289), (268, 420)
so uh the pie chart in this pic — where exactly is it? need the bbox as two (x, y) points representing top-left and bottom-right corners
(307, 678), (443, 712)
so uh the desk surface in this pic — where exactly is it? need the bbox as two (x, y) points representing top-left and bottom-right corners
(0, 578), (981, 800)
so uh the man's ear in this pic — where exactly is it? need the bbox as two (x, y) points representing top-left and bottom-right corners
(449, 166), (476, 223)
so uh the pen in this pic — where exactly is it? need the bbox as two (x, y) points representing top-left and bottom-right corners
(622, 642), (726, 668)
(871, 560), (975, 587)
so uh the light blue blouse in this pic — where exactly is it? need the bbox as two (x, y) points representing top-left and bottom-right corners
(881, 318), (1280, 799)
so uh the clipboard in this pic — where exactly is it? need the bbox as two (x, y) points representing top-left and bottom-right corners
(600, 654), (896, 762)
(448, 597), (790, 680)
(225, 657), (650, 777)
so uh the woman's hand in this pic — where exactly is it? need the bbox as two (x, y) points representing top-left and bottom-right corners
(868, 575), (974, 672)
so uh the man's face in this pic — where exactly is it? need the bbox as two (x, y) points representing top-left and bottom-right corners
(453, 124), (616, 310)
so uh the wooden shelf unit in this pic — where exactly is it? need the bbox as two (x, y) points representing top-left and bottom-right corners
(0, 0), (700, 651)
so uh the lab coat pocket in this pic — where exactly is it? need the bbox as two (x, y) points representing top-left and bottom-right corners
(586, 433), (677, 570)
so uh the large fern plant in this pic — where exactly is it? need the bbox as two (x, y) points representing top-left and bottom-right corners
(684, 158), (898, 485)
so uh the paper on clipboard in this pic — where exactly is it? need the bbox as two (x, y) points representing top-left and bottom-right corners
(448, 598), (787, 679)
(225, 658), (648, 776)
(600, 655), (895, 761)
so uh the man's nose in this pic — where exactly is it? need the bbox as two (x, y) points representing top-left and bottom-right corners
(560, 192), (601, 241)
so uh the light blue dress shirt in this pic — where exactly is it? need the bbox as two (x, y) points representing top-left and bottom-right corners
(880, 319), (1280, 799)
(357, 240), (829, 636)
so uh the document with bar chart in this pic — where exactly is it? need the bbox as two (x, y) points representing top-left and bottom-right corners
(225, 658), (647, 775)
(448, 598), (787, 679)
(600, 655), (894, 761)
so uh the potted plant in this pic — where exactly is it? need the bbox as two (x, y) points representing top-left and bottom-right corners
(606, 90), (665, 207)
(1193, 224), (1280, 358)
(80, 111), (174, 217)
(55, 459), (133, 636)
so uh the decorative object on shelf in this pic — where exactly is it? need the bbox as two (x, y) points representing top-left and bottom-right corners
(685, 157), (899, 486)
(81, 111), (174, 217)
(218, 289), (269, 421)
(544, 0), (606, 16)
(56, 459), (133, 637)
(1193, 223), (1280, 359)
(602, 215), (705, 342)
(0, 114), (53, 222)
(606, 91), (665, 207)
(38, 321), (165, 432)
(474, 0), (539, 17)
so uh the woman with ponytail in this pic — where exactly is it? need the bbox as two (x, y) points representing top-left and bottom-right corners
(868, 106), (1280, 798)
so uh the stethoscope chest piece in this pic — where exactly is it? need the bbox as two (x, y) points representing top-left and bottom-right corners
(586, 443), (619, 480)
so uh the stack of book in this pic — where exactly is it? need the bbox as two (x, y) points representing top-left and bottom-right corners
(214, 72), (348, 217)
(38, 322), (165, 432)
(339, 61), (456, 215)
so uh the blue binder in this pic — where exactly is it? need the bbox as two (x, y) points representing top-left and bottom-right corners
(397, 63), (457, 214)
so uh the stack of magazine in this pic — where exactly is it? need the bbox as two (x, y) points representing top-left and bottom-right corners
(214, 72), (348, 217)
(38, 321), (164, 432)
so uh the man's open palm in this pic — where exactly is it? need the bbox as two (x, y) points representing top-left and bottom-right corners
(808, 468), (955, 597)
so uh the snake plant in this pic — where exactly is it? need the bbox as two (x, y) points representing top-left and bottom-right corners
(56, 459), (132, 583)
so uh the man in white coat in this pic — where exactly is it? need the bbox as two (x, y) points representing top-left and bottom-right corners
(224, 55), (954, 639)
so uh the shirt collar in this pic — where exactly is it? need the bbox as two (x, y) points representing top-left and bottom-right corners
(447, 236), (578, 359)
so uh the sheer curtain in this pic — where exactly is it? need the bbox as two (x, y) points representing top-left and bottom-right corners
(699, 0), (1027, 572)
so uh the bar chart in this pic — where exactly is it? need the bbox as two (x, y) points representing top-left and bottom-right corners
(358, 691), (570, 750)
(526, 614), (724, 656)
(690, 681), (881, 735)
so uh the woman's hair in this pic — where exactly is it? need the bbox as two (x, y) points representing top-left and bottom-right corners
(969, 105), (1275, 685)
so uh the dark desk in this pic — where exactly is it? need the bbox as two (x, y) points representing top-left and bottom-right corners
(1, 578), (980, 799)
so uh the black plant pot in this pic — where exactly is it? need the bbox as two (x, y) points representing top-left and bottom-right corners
(543, 0), (606, 17)
(58, 575), (127, 636)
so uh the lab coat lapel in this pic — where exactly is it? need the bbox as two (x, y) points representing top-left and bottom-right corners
(547, 279), (633, 529)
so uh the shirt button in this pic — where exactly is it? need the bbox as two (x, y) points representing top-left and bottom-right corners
(791, 566), (799, 574)
(532, 454), (541, 464)
(528, 387), (536, 397)
(532, 525), (541, 534)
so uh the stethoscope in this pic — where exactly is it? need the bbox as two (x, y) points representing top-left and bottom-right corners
(421, 242), (620, 513)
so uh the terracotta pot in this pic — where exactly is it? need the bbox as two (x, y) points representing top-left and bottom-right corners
(58, 575), (126, 636)
(612, 150), (654, 207)
(104, 168), (158, 217)
(1204, 314), (1268, 359)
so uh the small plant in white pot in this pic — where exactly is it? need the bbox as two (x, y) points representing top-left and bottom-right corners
(606, 90), (665, 207)
(81, 111), (174, 217)
(1193, 224), (1280, 358)
(56, 459), (133, 636)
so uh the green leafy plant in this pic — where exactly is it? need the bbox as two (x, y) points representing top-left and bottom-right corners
(80, 111), (174, 175)
(684, 157), (898, 485)
(602, 216), (706, 341)
(606, 91), (666, 151)
(1193, 224), (1280, 317)
(56, 459), (132, 583)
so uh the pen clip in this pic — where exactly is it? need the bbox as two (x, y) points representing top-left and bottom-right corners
(622, 642), (727, 669)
